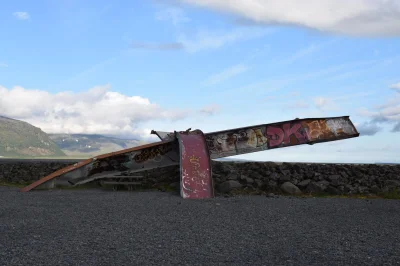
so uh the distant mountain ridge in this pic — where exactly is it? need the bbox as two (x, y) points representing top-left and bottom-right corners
(47, 133), (142, 157)
(0, 116), (66, 157)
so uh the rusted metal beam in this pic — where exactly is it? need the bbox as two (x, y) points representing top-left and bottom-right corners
(20, 139), (180, 192)
(153, 116), (359, 159)
(205, 116), (359, 159)
(21, 115), (359, 198)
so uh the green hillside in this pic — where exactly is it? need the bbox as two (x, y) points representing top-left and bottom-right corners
(0, 116), (66, 158)
(48, 133), (142, 158)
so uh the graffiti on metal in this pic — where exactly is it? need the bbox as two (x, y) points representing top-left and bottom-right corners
(133, 144), (173, 163)
(20, 140), (180, 192)
(177, 130), (213, 199)
(205, 127), (268, 158)
(21, 115), (359, 196)
(302, 117), (357, 141)
(266, 121), (309, 148)
(204, 116), (359, 158)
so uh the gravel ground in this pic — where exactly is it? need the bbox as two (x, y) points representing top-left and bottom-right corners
(0, 186), (399, 266)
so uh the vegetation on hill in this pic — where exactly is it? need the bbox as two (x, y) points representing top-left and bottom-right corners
(0, 116), (66, 158)
(48, 133), (142, 158)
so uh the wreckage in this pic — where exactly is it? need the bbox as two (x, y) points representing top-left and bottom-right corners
(21, 116), (359, 199)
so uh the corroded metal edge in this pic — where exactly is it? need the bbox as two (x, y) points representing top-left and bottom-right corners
(153, 116), (360, 159)
(20, 115), (360, 195)
(20, 139), (177, 192)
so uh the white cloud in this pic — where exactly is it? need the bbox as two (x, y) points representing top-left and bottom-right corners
(0, 84), (190, 139)
(358, 84), (400, 132)
(156, 7), (190, 25)
(177, 0), (400, 37)
(177, 27), (273, 53)
(204, 64), (248, 85)
(390, 82), (400, 92)
(356, 122), (382, 136)
(13, 11), (30, 20)
(199, 104), (221, 115)
(313, 96), (339, 111)
(0, 63), (8, 68)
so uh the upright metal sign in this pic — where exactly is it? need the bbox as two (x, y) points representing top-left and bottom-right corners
(176, 130), (213, 199)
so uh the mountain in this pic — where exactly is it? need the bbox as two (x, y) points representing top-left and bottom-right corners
(48, 133), (142, 157)
(0, 116), (66, 157)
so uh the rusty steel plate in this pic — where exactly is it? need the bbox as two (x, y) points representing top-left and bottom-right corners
(176, 130), (213, 199)
(204, 116), (359, 159)
(20, 139), (180, 192)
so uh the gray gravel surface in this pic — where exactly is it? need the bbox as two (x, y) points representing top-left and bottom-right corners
(0, 186), (399, 266)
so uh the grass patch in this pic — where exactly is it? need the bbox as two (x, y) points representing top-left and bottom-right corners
(0, 181), (30, 188)
(378, 188), (400, 200)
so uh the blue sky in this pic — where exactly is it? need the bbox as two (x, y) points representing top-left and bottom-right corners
(0, 0), (400, 163)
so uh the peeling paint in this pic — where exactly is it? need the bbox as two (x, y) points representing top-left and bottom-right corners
(177, 130), (213, 199)
(21, 116), (359, 198)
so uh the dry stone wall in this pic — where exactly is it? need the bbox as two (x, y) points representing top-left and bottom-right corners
(1, 159), (399, 196)
(211, 161), (400, 196)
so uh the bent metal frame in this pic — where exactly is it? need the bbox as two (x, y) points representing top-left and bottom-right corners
(20, 116), (360, 199)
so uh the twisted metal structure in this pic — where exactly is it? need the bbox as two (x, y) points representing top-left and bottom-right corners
(21, 116), (359, 199)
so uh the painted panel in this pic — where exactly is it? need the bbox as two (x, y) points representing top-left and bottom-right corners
(266, 121), (309, 148)
(302, 117), (358, 141)
(205, 116), (359, 158)
(205, 127), (268, 159)
(177, 130), (213, 199)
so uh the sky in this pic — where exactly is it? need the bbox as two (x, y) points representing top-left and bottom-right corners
(0, 0), (400, 163)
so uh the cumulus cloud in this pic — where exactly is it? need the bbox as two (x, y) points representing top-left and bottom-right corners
(358, 83), (400, 132)
(13, 11), (30, 20)
(0, 84), (189, 139)
(390, 82), (400, 92)
(313, 97), (339, 111)
(204, 64), (249, 85)
(177, 0), (400, 37)
(392, 122), (400, 132)
(356, 122), (382, 136)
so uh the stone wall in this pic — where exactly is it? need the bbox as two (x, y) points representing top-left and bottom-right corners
(1, 159), (399, 196)
(211, 161), (400, 196)
(0, 159), (79, 184)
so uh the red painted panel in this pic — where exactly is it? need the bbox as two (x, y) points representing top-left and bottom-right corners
(176, 130), (214, 199)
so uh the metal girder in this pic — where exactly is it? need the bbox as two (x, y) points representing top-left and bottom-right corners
(153, 116), (359, 159)
(20, 115), (359, 198)
(20, 140), (180, 192)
